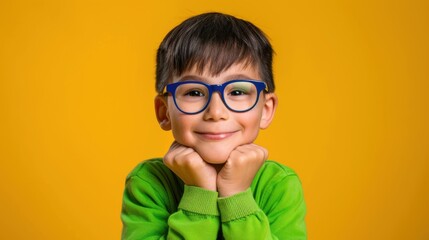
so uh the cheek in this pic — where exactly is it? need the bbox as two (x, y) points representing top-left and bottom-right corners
(169, 112), (195, 144)
(237, 111), (262, 141)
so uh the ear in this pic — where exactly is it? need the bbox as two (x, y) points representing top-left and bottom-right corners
(260, 93), (278, 129)
(154, 95), (171, 131)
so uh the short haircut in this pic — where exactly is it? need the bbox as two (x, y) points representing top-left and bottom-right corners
(155, 12), (275, 94)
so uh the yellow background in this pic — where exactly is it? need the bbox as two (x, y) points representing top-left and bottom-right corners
(1, 0), (428, 239)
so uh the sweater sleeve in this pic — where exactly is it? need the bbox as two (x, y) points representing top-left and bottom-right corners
(168, 185), (220, 239)
(218, 167), (307, 240)
(121, 162), (220, 240)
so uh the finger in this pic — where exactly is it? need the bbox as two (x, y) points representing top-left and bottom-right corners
(232, 144), (268, 162)
(164, 142), (189, 164)
(248, 144), (268, 160)
(168, 141), (182, 151)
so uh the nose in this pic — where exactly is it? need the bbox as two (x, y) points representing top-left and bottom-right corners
(203, 92), (229, 121)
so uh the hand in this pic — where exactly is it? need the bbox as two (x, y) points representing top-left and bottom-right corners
(163, 141), (218, 191)
(217, 144), (268, 197)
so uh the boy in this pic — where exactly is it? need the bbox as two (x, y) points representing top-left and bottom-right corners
(121, 12), (306, 239)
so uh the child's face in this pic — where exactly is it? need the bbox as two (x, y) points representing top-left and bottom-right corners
(156, 62), (277, 164)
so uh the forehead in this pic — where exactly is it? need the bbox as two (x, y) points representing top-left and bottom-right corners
(173, 62), (261, 84)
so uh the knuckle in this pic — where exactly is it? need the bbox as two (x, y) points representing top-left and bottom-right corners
(163, 153), (172, 163)
(235, 154), (247, 164)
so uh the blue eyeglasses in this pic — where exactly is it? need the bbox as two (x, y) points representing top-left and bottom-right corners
(165, 79), (267, 114)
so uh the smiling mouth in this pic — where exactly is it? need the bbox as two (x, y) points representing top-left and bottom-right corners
(195, 131), (237, 141)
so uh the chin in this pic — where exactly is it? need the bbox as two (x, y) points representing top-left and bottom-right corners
(196, 147), (231, 164)
(202, 155), (228, 164)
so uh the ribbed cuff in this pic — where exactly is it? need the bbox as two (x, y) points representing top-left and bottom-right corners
(217, 188), (260, 222)
(178, 185), (219, 216)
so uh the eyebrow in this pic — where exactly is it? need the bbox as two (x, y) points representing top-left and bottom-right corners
(177, 74), (258, 83)
(177, 75), (205, 82)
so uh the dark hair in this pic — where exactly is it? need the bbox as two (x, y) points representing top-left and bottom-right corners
(155, 12), (275, 93)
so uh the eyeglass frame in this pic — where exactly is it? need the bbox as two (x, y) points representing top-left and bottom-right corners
(164, 79), (268, 115)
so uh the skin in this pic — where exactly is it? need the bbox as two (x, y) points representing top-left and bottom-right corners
(155, 62), (278, 197)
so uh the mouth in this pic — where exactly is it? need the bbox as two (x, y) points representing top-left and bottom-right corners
(195, 131), (238, 141)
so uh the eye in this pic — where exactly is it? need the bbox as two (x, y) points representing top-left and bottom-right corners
(184, 89), (205, 97)
(229, 89), (248, 96)
(226, 82), (254, 97)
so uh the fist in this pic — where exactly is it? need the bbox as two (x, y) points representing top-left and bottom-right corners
(217, 144), (268, 197)
(163, 142), (218, 191)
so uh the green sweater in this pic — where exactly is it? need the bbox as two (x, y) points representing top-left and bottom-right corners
(121, 158), (307, 239)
